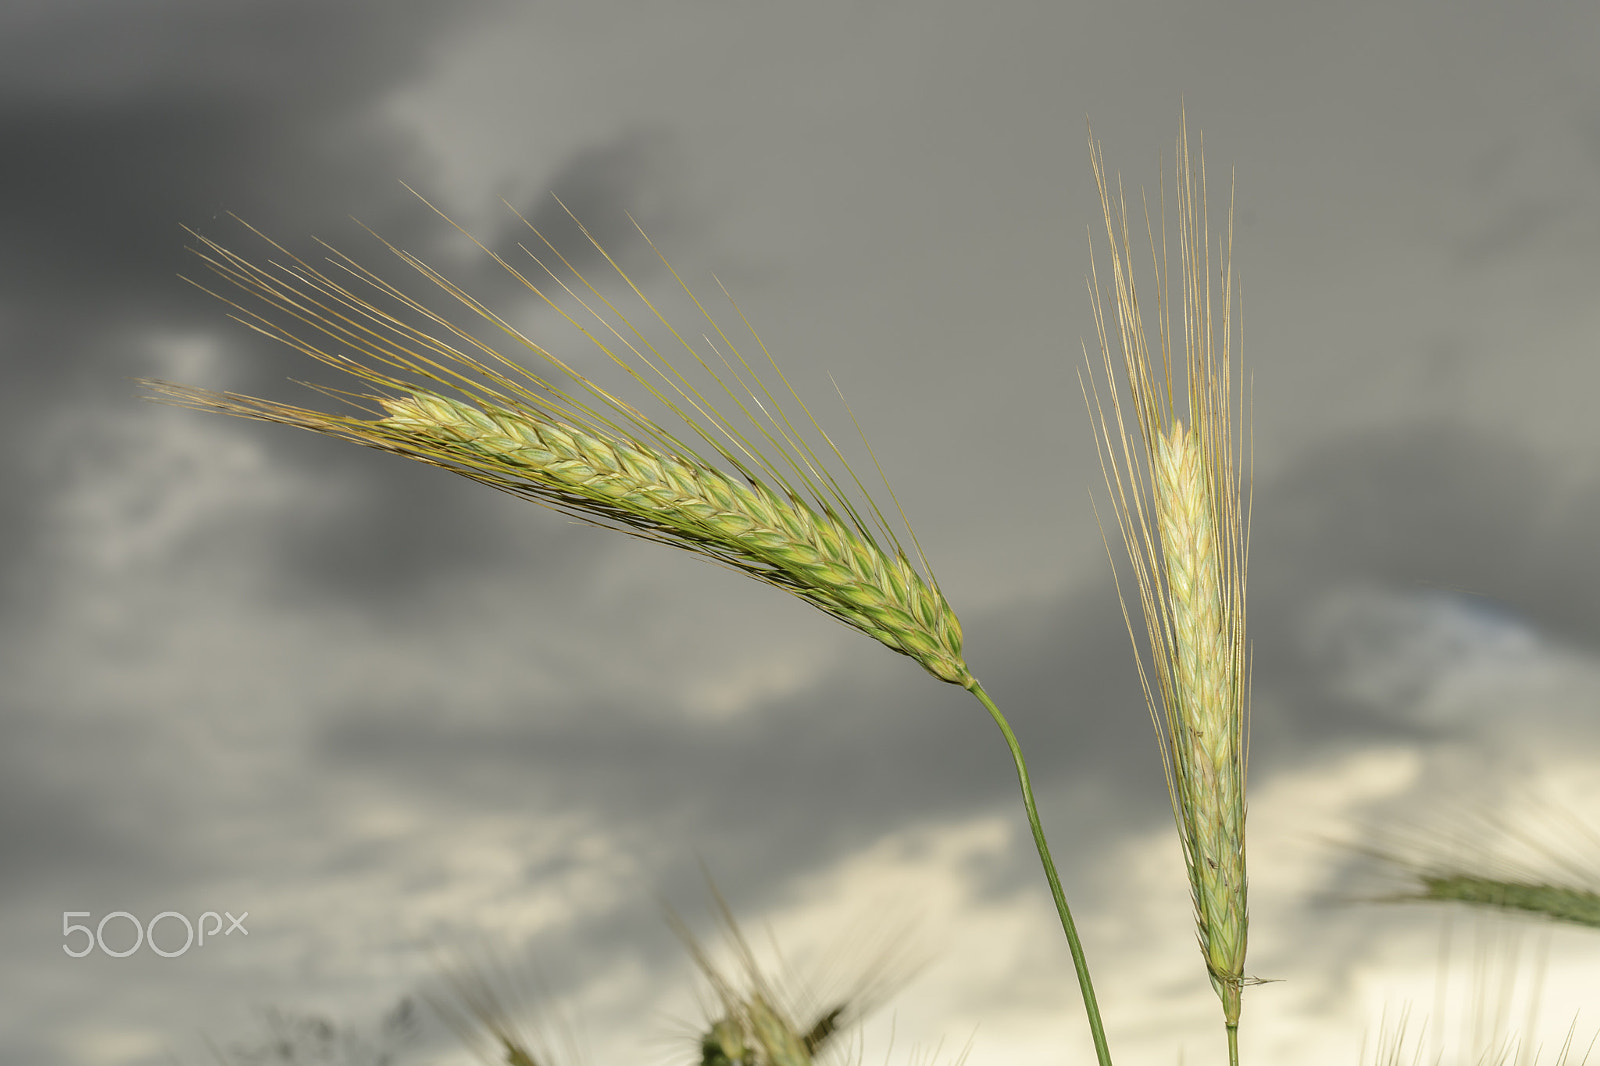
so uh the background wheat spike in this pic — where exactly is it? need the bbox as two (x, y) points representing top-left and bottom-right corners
(1079, 114), (1252, 1059)
(670, 880), (859, 1066)
(1358, 794), (1600, 934)
(1417, 875), (1600, 929)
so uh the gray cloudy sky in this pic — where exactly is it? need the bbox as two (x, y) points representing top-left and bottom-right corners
(4, 2), (1600, 1064)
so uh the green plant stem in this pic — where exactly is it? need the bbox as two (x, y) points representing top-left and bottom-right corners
(968, 680), (1112, 1066)
(1228, 1022), (1239, 1066)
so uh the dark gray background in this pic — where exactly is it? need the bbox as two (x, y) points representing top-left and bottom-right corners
(4, 2), (1599, 1063)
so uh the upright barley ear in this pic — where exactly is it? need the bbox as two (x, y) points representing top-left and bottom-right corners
(1081, 114), (1251, 1058)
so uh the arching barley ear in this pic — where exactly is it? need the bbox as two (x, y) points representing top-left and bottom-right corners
(140, 202), (969, 688)
(1080, 111), (1252, 1062)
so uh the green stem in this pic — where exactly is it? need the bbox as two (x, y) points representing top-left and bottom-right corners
(968, 680), (1112, 1066)
(1228, 1023), (1239, 1066)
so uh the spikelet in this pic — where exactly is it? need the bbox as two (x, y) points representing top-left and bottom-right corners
(1079, 114), (1251, 1043)
(140, 200), (969, 687)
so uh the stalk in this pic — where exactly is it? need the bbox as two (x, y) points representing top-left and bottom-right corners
(968, 680), (1113, 1066)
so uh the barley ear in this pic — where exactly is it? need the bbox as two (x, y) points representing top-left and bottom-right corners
(139, 206), (970, 688)
(1361, 799), (1600, 933)
(1418, 875), (1600, 930)
(1080, 112), (1252, 1051)
(671, 886), (817, 1066)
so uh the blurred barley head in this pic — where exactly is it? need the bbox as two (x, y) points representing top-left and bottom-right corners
(1079, 115), (1252, 1040)
(142, 195), (970, 688)
(1361, 794), (1600, 933)
(669, 877), (924, 1066)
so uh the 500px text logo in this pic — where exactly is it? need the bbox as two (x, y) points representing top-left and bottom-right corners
(62, 910), (249, 958)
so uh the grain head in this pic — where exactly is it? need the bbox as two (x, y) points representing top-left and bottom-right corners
(141, 196), (970, 688)
(672, 889), (858, 1066)
(1418, 875), (1600, 930)
(1362, 796), (1600, 934)
(1079, 114), (1252, 1035)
